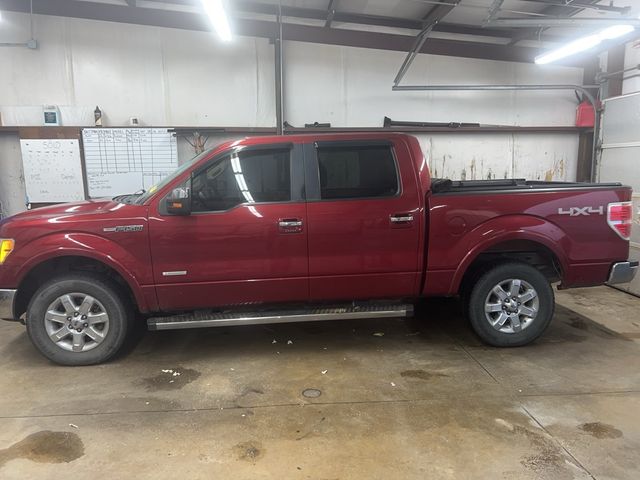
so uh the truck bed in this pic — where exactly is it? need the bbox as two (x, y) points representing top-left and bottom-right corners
(431, 178), (624, 194)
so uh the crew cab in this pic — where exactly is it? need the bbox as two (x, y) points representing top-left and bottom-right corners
(0, 133), (636, 365)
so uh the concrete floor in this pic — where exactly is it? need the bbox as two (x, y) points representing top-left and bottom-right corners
(0, 286), (639, 479)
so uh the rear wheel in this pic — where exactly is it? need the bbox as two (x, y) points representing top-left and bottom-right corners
(466, 262), (554, 347)
(26, 273), (133, 365)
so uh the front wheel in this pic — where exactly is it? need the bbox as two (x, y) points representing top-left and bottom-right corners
(26, 273), (133, 365)
(466, 262), (554, 347)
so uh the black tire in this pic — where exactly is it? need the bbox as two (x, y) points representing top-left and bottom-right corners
(26, 273), (133, 366)
(466, 262), (554, 347)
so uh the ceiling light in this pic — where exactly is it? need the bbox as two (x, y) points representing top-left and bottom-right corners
(200, 0), (232, 42)
(535, 24), (635, 64)
(599, 24), (635, 39)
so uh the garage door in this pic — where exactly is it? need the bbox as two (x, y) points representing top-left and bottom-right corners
(598, 91), (640, 296)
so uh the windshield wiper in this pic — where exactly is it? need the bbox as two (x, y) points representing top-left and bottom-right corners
(113, 189), (146, 204)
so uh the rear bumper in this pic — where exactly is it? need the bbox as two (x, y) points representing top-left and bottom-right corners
(608, 261), (639, 285)
(0, 289), (16, 321)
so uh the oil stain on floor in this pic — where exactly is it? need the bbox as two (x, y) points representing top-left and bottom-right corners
(0, 431), (84, 467)
(494, 418), (578, 479)
(141, 367), (201, 391)
(579, 422), (623, 439)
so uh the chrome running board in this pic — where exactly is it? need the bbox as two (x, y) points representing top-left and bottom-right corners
(147, 303), (413, 331)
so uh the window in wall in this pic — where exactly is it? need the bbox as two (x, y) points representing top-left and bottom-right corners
(191, 148), (291, 212)
(317, 145), (399, 200)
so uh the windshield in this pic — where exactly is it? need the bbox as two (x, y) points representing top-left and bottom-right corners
(133, 148), (215, 204)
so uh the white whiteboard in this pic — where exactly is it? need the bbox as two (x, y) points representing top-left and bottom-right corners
(82, 128), (178, 197)
(20, 139), (85, 203)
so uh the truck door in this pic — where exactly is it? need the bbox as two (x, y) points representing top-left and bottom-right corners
(148, 143), (308, 310)
(304, 139), (422, 301)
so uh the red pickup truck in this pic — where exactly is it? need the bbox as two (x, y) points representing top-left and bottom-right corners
(0, 133), (636, 365)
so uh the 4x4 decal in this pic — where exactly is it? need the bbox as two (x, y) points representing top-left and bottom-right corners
(557, 206), (604, 216)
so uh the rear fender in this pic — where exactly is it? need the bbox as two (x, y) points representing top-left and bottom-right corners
(450, 215), (569, 293)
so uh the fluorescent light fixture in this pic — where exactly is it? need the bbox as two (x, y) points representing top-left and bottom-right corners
(200, 0), (232, 42)
(599, 24), (635, 39)
(535, 24), (635, 64)
(535, 35), (601, 64)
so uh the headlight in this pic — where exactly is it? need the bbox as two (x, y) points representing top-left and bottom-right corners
(0, 239), (15, 264)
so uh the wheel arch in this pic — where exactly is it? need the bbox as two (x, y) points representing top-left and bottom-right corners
(456, 233), (567, 297)
(15, 253), (146, 319)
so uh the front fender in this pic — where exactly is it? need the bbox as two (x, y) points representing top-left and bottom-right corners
(449, 214), (570, 292)
(10, 232), (153, 311)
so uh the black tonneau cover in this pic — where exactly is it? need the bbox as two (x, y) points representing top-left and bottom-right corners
(431, 178), (623, 195)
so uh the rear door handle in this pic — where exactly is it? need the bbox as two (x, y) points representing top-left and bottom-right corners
(279, 218), (303, 233)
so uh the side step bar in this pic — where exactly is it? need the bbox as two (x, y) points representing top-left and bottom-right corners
(147, 304), (413, 331)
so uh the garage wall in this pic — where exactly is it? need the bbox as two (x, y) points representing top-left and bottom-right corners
(0, 11), (583, 216)
(284, 41), (582, 127)
(0, 11), (275, 127)
(284, 41), (580, 182)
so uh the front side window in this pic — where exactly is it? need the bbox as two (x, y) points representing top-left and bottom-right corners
(317, 145), (399, 200)
(191, 148), (291, 213)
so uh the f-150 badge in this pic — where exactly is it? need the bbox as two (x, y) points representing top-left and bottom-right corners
(103, 225), (144, 232)
(558, 206), (604, 216)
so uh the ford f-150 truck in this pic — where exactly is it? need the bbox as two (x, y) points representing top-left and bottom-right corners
(0, 133), (636, 365)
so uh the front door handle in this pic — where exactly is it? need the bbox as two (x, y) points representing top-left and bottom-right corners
(279, 218), (303, 233)
(390, 214), (414, 223)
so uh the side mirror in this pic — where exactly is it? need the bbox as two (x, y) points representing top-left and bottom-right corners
(165, 186), (192, 215)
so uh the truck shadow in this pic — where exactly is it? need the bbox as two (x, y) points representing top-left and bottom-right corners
(1, 297), (628, 367)
(125, 297), (625, 364)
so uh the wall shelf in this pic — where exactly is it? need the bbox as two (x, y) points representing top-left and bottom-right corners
(0, 125), (587, 136)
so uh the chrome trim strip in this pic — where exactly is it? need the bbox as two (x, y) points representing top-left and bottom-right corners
(162, 271), (187, 276)
(607, 261), (639, 285)
(148, 305), (412, 331)
(103, 225), (144, 233)
(0, 289), (17, 320)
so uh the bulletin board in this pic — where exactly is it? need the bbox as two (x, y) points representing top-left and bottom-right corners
(19, 139), (85, 203)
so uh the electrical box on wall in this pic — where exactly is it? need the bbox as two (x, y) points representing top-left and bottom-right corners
(43, 105), (60, 126)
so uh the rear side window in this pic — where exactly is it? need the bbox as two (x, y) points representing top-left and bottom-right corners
(317, 145), (399, 200)
(191, 148), (291, 212)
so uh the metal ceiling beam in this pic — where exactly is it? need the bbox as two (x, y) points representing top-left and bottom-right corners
(435, 23), (554, 39)
(231, 0), (566, 41)
(324, 0), (335, 29)
(485, 0), (505, 22)
(393, 21), (438, 86)
(258, 18), (541, 64)
(421, 0), (460, 26)
(391, 0), (460, 88)
(507, 0), (599, 45)
(489, 17), (640, 27)
(234, 1), (423, 30)
(518, 0), (630, 15)
(0, 0), (548, 63)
